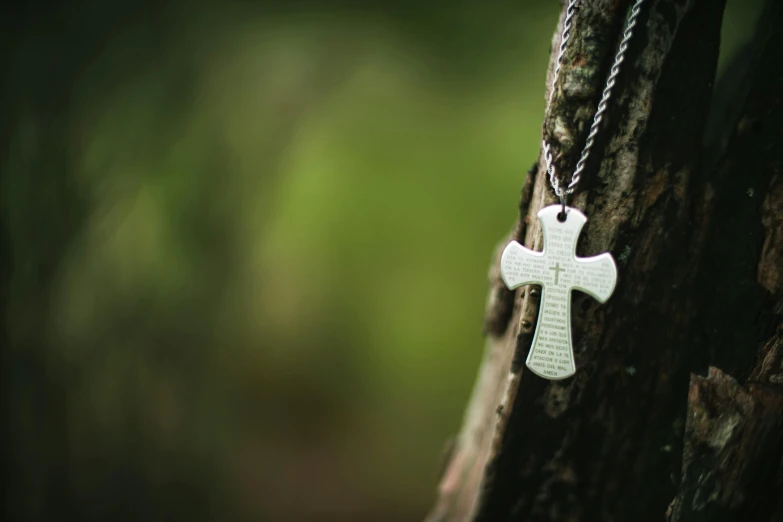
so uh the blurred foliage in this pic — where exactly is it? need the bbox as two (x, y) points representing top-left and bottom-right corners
(1, 0), (764, 521)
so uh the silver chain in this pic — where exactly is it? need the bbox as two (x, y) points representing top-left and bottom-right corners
(544, 0), (646, 200)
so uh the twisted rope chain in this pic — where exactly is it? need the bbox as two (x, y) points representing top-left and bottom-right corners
(544, 0), (646, 200)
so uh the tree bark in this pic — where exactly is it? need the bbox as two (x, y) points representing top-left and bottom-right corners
(427, 1), (783, 521)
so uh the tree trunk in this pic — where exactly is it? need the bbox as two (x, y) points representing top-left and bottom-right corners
(427, 1), (783, 521)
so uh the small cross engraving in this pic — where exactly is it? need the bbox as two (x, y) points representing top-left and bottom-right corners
(500, 205), (618, 380)
(549, 262), (564, 285)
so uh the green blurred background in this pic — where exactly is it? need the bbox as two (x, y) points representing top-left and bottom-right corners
(1, 1), (763, 521)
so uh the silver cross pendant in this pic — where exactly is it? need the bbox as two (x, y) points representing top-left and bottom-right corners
(500, 205), (618, 380)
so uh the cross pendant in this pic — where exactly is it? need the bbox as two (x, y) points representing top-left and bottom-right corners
(500, 205), (618, 380)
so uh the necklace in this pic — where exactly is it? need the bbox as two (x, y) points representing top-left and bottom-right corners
(499, 0), (646, 380)
(546, 0), (646, 205)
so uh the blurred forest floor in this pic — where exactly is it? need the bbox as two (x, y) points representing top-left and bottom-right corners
(0, 1), (763, 521)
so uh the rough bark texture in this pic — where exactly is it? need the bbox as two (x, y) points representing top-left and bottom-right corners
(427, 1), (783, 521)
